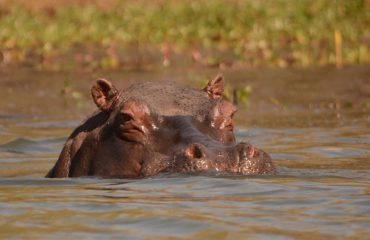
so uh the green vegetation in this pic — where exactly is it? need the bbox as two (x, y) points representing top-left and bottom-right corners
(0, 0), (369, 69)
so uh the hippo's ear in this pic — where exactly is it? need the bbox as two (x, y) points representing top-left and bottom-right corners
(91, 79), (119, 112)
(203, 74), (224, 99)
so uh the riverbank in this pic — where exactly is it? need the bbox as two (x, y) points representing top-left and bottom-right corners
(0, 0), (369, 70)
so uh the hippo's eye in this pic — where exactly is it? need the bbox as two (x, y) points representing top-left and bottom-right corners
(120, 112), (134, 122)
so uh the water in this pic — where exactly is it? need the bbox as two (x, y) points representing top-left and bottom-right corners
(0, 66), (369, 239)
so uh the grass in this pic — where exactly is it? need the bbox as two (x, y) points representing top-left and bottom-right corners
(0, 0), (369, 69)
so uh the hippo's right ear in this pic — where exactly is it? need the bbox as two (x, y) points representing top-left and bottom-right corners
(91, 79), (119, 112)
(203, 74), (224, 99)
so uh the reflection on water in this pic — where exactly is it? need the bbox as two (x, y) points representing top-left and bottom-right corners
(0, 67), (370, 239)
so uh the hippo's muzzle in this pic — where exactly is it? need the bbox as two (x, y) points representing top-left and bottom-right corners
(171, 141), (275, 175)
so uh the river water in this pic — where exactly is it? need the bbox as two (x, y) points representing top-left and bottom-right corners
(0, 66), (369, 239)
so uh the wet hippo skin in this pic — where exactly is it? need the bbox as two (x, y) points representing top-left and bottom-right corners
(46, 75), (275, 178)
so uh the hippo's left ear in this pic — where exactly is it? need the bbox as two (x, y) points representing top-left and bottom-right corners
(91, 79), (119, 112)
(203, 74), (224, 99)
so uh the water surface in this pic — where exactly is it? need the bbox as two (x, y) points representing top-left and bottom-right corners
(0, 66), (369, 239)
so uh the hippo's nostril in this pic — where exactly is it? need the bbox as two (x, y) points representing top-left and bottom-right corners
(185, 144), (204, 159)
(237, 143), (255, 160)
(240, 148), (247, 160)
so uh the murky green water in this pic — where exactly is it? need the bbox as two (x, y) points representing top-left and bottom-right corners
(0, 66), (369, 239)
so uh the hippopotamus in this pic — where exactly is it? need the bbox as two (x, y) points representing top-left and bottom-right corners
(46, 75), (275, 178)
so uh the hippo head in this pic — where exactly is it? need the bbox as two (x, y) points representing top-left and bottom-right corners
(47, 75), (275, 178)
(84, 75), (274, 176)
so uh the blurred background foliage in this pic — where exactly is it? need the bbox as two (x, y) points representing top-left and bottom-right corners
(0, 0), (369, 70)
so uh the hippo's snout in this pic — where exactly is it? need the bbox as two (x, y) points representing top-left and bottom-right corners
(173, 142), (275, 175)
(236, 142), (276, 175)
(236, 142), (256, 161)
(179, 143), (211, 172)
